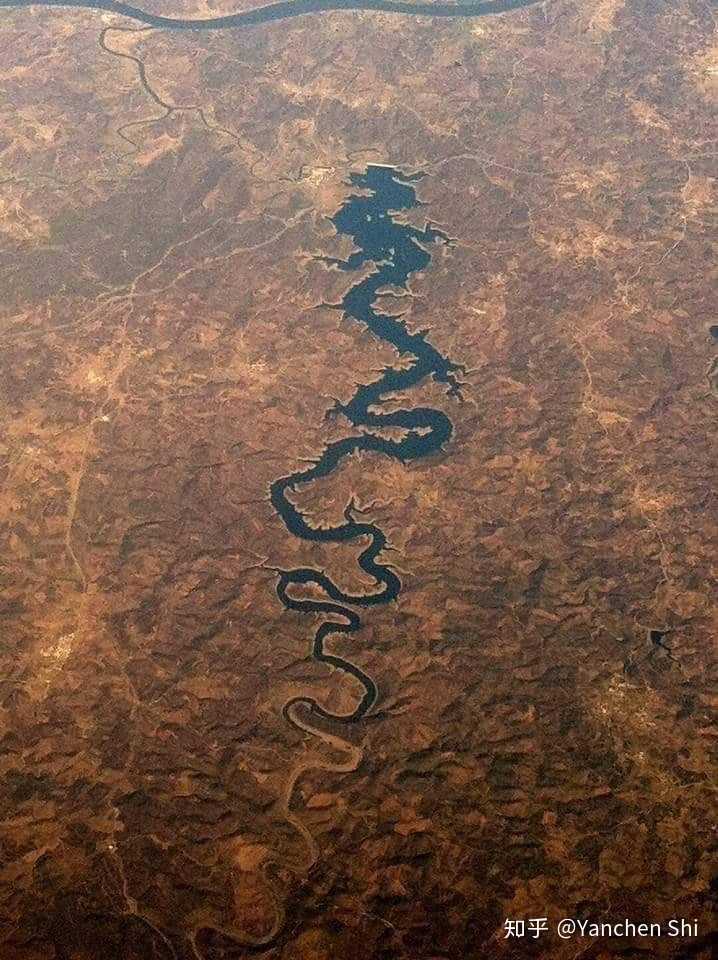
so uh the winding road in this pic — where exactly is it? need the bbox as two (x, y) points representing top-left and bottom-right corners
(0, 0), (543, 30)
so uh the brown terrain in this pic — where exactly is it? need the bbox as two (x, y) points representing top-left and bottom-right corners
(1, 0), (717, 957)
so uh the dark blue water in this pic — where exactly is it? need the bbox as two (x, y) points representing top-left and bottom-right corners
(0, 0), (542, 30)
(272, 165), (462, 724)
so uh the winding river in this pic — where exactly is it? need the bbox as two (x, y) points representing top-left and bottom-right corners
(0, 0), (542, 30)
(274, 164), (462, 728)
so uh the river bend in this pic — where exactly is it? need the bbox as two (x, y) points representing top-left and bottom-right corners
(0, 0), (543, 30)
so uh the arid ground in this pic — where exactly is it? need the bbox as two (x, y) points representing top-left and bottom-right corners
(0, 0), (716, 957)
